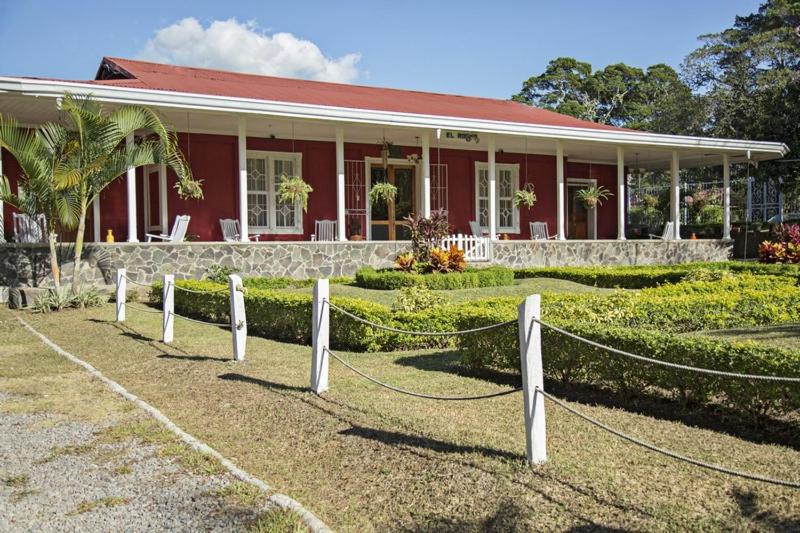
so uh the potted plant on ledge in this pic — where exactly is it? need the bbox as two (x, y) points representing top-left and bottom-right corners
(576, 185), (613, 208)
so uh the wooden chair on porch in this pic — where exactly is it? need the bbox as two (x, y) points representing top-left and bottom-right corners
(311, 220), (337, 242)
(220, 219), (241, 242)
(469, 220), (486, 238)
(529, 221), (556, 240)
(146, 215), (191, 243)
(649, 221), (674, 240)
(12, 213), (47, 243)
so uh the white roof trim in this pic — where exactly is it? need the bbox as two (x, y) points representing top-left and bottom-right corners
(0, 76), (789, 159)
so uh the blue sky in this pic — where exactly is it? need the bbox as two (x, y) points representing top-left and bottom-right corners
(0, 0), (761, 98)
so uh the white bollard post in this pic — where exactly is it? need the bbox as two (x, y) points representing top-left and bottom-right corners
(310, 279), (330, 394)
(115, 268), (126, 322)
(162, 274), (174, 344)
(518, 293), (547, 465)
(229, 274), (247, 361)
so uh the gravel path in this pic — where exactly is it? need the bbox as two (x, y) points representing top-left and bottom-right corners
(0, 403), (260, 532)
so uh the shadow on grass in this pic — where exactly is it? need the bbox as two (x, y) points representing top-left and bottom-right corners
(396, 351), (800, 451)
(95, 319), (232, 362)
(339, 425), (519, 461)
(218, 371), (655, 524)
(732, 487), (800, 531)
(217, 373), (307, 393)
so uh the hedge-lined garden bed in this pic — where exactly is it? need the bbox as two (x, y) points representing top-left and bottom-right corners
(355, 266), (514, 290)
(150, 267), (800, 417)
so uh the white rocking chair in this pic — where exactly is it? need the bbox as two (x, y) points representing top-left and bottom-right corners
(220, 218), (241, 242)
(469, 220), (486, 238)
(649, 221), (675, 240)
(312, 220), (337, 242)
(13, 213), (47, 243)
(529, 221), (555, 240)
(146, 215), (191, 242)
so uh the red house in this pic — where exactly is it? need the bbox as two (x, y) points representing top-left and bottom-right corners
(0, 57), (788, 246)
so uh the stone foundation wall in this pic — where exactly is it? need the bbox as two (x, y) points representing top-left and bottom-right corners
(0, 239), (732, 287)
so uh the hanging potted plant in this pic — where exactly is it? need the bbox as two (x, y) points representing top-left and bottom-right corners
(513, 183), (537, 210)
(369, 182), (398, 206)
(277, 174), (314, 212)
(576, 185), (613, 208)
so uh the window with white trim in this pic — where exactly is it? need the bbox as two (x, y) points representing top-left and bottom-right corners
(475, 163), (519, 232)
(246, 151), (303, 234)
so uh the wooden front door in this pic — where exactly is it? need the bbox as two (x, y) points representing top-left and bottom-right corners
(567, 182), (596, 239)
(370, 164), (416, 240)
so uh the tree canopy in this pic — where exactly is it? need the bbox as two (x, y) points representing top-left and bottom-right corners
(513, 0), (800, 187)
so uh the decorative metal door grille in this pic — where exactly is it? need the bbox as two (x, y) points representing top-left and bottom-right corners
(430, 163), (448, 216)
(344, 160), (367, 239)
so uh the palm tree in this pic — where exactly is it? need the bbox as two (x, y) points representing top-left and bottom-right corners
(54, 94), (203, 292)
(0, 115), (81, 291)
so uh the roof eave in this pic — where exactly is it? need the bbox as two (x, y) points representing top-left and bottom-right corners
(0, 76), (788, 161)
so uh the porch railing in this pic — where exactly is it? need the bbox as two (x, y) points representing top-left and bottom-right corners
(442, 234), (492, 262)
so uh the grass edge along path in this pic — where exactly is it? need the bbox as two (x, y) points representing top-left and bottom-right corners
(14, 315), (331, 533)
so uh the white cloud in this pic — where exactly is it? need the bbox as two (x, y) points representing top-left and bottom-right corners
(138, 18), (361, 83)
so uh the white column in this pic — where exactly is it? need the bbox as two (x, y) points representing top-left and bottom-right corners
(238, 117), (249, 242)
(229, 274), (247, 362)
(616, 147), (626, 240)
(159, 163), (169, 235)
(162, 274), (174, 343)
(488, 136), (497, 240)
(115, 268), (126, 321)
(518, 294), (546, 465)
(421, 131), (431, 217)
(335, 127), (346, 241)
(556, 141), (566, 240)
(126, 134), (138, 242)
(311, 279), (330, 394)
(670, 151), (681, 240)
(1, 146), (5, 243)
(93, 195), (101, 242)
(722, 154), (731, 240)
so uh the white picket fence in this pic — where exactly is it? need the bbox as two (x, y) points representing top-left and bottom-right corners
(441, 234), (492, 262)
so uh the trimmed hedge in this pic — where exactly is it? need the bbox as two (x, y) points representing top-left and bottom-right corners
(513, 262), (800, 289)
(148, 271), (800, 416)
(455, 307), (800, 415)
(242, 275), (352, 290)
(355, 266), (514, 290)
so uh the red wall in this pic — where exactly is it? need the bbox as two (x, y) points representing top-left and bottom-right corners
(2, 135), (621, 242)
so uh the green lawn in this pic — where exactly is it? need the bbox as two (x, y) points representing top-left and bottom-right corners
(278, 277), (613, 306)
(688, 324), (800, 351)
(6, 303), (799, 531)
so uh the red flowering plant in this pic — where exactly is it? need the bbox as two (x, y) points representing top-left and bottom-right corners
(758, 223), (800, 263)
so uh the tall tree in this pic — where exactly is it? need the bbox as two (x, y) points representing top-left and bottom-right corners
(513, 58), (703, 134)
(683, 0), (800, 189)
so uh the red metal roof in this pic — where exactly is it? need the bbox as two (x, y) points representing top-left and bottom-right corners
(76, 57), (631, 132)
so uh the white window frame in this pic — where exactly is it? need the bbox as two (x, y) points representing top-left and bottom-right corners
(474, 162), (520, 233)
(246, 150), (304, 235)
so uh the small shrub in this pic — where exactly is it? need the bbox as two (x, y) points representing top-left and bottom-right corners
(355, 266), (513, 290)
(32, 288), (74, 313)
(392, 286), (445, 313)
(394, 252), (416, 273)
(72, 286), (109, 308)
(205, 264), (240, 284)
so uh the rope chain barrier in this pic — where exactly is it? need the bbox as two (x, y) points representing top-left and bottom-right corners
(121, 274), (228, 294)
(169, 311), (232, 329)
(325, 348), (522, 401)
(126, 304), (165, 315)
(533, 318), (800, 383)
(538, 388), (800, 488)
(326, 300), (516, 337)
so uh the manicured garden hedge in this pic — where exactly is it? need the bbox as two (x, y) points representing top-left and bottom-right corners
(149, 269), (800, 416)
(355, 266), (514, 290)
(513, 262), (800, 289)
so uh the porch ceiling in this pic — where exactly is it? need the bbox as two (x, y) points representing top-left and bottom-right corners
(0, 91), (780, 171)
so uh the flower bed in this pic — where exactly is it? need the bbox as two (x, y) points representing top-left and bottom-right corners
(354, 266), (514, 290)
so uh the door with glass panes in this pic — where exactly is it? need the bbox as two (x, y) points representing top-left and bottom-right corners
(370, 164), (415, 240)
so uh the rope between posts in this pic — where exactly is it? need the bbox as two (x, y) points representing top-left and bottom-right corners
(325, 348), (522, 400)
(169, 311), (232, 329)
(172, 284), (229, 295)
(121, 275), (153, 288)
(326, 300), (516, 337)
(126, 304), (164, 315)
(538, 388), (800, 488)
(533, 318), (800, 383)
